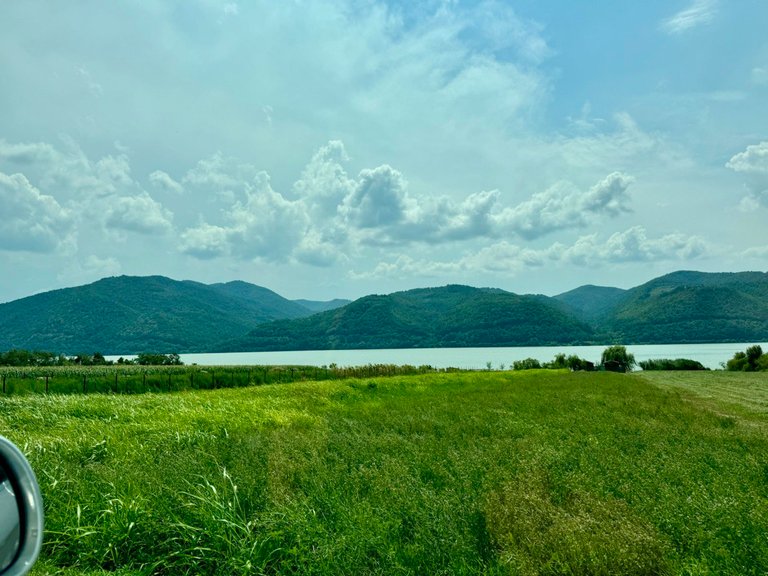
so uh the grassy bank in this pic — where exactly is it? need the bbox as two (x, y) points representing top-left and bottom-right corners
(2, 370), (767, 575)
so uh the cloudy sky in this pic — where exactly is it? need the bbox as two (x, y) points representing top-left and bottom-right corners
(1, 0), (767, 303)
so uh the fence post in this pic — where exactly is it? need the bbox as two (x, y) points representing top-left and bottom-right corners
(83, 374), (87, 393)
(45, 375), (49, 394)
(2, 374), (5, 394)
(212, 370), (215, 389)
(168, 372), (172, 392)
(143, 373), (147, 388)
(114, 372), (118, 393)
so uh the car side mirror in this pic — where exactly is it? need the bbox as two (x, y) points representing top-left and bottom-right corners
(0, 436), (43, 576)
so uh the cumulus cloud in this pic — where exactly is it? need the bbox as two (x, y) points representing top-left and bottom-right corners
(180, 172), (309, 263)
(149, 170), (184, 194)
(556, 226), (708, 265)
(496, 172), (634, 239)
(105, 192), (174, 235)
(352, 227), (707, 280)
(341, 165), (414, 229)
(0, 171), (75, 253)
(179, 223), (230, 259)
(660, 0), (718, 34)
(726, 141), (768, 206)
(0, 140), (57, 164)
(292, 140), (355, 219)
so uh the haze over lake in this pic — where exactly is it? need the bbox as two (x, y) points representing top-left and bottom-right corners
(168, 343), (768, 371)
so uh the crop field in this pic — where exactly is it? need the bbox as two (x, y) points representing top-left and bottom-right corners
(2, 370), (767, 575)
(0, 364), (436, 395)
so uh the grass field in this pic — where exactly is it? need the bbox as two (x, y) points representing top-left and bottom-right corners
(2, 370), (767, 575)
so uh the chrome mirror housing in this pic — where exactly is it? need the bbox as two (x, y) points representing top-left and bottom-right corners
(0, 437), (43, 576)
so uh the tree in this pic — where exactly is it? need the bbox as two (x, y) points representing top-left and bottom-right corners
(600, 345), (636, 372)
(726, 345), (766, 371)
(513, 358), (541, 370)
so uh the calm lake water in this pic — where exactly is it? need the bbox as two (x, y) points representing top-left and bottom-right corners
(172, 343), (768, 370)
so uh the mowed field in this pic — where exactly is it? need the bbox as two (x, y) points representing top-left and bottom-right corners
(2, 370), (767, 575)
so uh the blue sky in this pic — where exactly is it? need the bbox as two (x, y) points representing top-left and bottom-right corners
(1, 0), (767, 303)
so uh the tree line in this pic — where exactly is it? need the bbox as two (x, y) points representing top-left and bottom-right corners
(0, 349), (183, 367)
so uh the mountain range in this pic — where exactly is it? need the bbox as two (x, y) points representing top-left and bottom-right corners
(1, 271), (766, 355)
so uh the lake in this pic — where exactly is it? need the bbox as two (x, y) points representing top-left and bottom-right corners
(173, 343), (768, 370)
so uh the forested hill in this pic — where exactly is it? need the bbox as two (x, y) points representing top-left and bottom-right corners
(556, 271), (768, 344)
(600, 271), (768, 343)
(2, 271), (767, 355)
(0, 276), (335, 355)
(219, 285), (596, 351)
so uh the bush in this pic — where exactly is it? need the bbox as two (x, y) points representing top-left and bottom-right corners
(638, 358), (708, 371)
(726, 345), (767, 371)
(600, 345), (636, 372)
(513, 358), (541, 370)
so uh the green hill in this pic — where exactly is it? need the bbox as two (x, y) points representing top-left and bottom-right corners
(553, 285), (628, 323)
(292, 298), (351, 313)
(220, 285), (596, 351)
(0, 276), (314, 355)
(601, 271), (768, 343)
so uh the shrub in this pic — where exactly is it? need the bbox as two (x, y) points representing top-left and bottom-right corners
(726, 345), (768, 371)
(600, 345), (636, 372)
(512, 358), (541, 370)
(638, 358), (708, 371)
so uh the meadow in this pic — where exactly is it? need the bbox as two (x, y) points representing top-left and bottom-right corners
(1, 369), (767, 575)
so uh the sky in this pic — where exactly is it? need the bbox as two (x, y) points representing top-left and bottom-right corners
(1, 0), (767, 303)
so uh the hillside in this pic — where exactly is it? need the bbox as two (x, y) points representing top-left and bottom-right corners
(2, 271), (767, 355)
(293, 298), (352, 313)
(601, 271), (768, 343)
(220, 285), (596, 351)
(553, 285), (628, 323)
(0, 276), (315, 354)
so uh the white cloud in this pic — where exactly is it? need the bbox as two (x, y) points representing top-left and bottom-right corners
(105, 192), (174, 235)
(496, 172), (634, 239)
(292, 140), (355, 219)
(180, 172), (310, 263)
(0, 139), (57, 164)
(341, 165), (413, 229)
(179, 223), (230, 259)
(557, 226), (708, 265)
(726, 141), (768, 206)
(149, 170), (184, 195)
(726, 142), (768, 174)
(0, 171), (75, 253)
(351, 227), (708, 280)
(742, 245), (768, 259)
(660, 0), (718, 35)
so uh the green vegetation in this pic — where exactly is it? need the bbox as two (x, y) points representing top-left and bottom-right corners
(2, 370), (766, 575)
(0, 349), (183, 367)
(0, 276), (333, 355)
(600, 345), (636, 372)
(512, 353), (593, 371)
(726, 344), (768, 371)
(0, 363), (438, 395)
(3, 271), (768, 354)
(595, 271), (768, 344)
(637, 358), (708, 371)
(225, 285), (596, 351)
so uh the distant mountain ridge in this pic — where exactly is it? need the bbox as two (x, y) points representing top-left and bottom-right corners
(555, 271), (768, 344)
(0, 270), (766, 354)
(0, 276), (343, 354)
(220, 285), (596, 351)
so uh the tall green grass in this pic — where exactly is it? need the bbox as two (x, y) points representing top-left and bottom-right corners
(1, 370), (767, 575)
